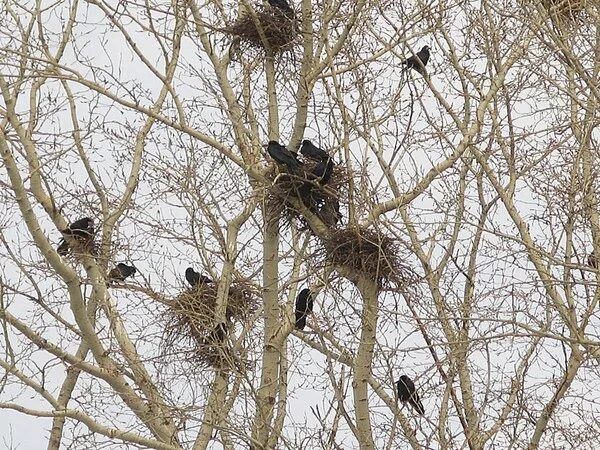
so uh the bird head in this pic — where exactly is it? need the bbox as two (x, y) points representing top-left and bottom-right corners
(422, 45), (430, 52)
(267, 140), (280, 147)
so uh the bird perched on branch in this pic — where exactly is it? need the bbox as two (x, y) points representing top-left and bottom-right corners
(185, 267), (213, 287)
(107, 263), (137, 284)
(300, 140), (330, 162)
(267, 140), (302, 172)
(311, 157), (335, 185)
(57, 217), (95, 256)
(402, 45), (430, 76)
(295, 288), (314, 330)
(396, 375), (425, 415)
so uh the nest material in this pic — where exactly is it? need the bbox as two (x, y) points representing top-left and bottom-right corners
(225, 7), (298, 53)
(57, 236), (98, 259)
(267, 161), (350, 229)
(324, 226), (414, 287)
(540, 0), (586, 21)
(163, 281), (258, 369)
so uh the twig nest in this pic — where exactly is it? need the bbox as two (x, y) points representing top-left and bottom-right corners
(224, 6), (299, 53)
(266, 161), (350, 229)
(539, 0), (587, 22)
(163, 281), (258, 368)
(323, 226), (415, 288)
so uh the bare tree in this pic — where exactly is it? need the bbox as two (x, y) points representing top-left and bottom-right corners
(1, 0), (600, 449)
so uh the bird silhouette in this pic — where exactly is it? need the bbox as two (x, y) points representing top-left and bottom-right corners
(311, 157), (335, 185)
(267, 140), (302, 172)
(268, 0), (293, 14)
(295, 288), (314, 330)
(107, 263), (137, 284)
(402, 45), (430, 76)
(300, 140), (330, 161)
(396, 375), (425, 415)
(185, 267), (213, 287)
(57, 217), (95, 256)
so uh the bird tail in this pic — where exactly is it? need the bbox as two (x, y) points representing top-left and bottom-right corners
(410, 397), (425, 415)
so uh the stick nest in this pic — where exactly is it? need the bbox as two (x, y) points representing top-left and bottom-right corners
(163, 281), (258, 369)
(266, 161), (350, 229)
(539, 0), (587, 22)
(224, 7), (298, 53)
(323, 226), (415, 288)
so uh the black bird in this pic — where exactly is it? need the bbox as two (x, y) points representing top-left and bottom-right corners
(295, 288), (314, 330)
(107, 263), (137, 283)
(300, 140), (329, 161)
(57, 217), (95, 256)
(402, 45), (430, 76)
(185, 267), (213, 287)
(61, 217), (94, 237)
(396, 375), (425, 415)
(311, 157), (335, 185)
(268, 0), (293, 14)
(267, 141), (302, 172)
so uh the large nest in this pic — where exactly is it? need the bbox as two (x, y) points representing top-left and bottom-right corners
(323, 226), (416, 288)
(266, 161), (351, 230)
(539, 0), (587, 22)
(163, 281), (258, 369)
(224, 7), (299, 53)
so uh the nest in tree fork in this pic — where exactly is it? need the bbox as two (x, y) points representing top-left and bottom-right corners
(324, 226), (414, 288)
(163, 281), (258, 368)
(224, 7), (298, 53)
(539, 0), (587, 22)
(266, 161), (350, 228)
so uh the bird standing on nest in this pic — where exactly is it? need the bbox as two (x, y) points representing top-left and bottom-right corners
(311, 157), (335, 185)
(107, 263), (137, 284)
(294, 288), (314, 330)
(266, 140), (303, 172)
(396, 375), (425, 415)
(300, 139), (330, 162)
(185, 267), (213, 287)
(268, 0), (294, 16)
(57, 217), (95, 256)
(402, 45), (430, 76)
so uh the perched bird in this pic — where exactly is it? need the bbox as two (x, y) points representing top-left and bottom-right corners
(295, 288), (314, 330)
(57, 217), (95, 256)
(402, 45), (430, 76)
(311, 157), (335, 185)
(185, 267), (213, 287)
(207, 322), (228, 345)
(319, 196), (342, 227)
(396, 375), (425, 415)
(267, 141), (302, 172)
(268, 0), (293, 14)
(300, 140), (330, 162)
(60, 217), (94, 237)
(107, 263), (137, 284)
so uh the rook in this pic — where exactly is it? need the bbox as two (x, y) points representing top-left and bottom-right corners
(402, 45), (430, 76)
(396, 375), (425, 415)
